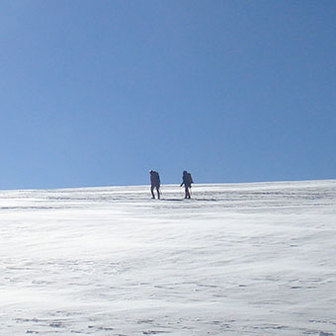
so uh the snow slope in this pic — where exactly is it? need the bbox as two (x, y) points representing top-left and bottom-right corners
(0, 180), (335, 335)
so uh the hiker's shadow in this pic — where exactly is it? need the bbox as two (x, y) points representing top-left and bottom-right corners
(160, 198), (218, 202)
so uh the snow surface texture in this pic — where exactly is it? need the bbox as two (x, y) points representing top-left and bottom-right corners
(0, 180), (335, 336)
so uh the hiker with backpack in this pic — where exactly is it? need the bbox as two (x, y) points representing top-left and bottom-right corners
(180, 170), (193, 199)
(149, 170), (161, 199)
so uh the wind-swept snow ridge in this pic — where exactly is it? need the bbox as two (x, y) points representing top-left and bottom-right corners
(0, 180), (335, 335)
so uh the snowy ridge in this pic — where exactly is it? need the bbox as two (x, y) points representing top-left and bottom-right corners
(0, 180), (335, 335)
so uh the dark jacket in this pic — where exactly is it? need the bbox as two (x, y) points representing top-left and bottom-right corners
(181, 171), (193, 188)
(150, 171), (160, 187)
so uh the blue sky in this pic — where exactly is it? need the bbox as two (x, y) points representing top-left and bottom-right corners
(0, 0), (335, 189)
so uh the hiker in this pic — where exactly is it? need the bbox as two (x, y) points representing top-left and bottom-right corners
(180, 170), (193, 199)
(149, 170), (161, 199)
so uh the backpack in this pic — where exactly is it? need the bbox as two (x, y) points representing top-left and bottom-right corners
(152, 171), (160, 186)
(186, 173), (193, 185)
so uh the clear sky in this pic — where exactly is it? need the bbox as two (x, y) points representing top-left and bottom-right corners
(0, 0), (335, 189)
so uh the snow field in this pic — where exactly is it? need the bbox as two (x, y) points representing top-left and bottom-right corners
(0, 180), (335, 335)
